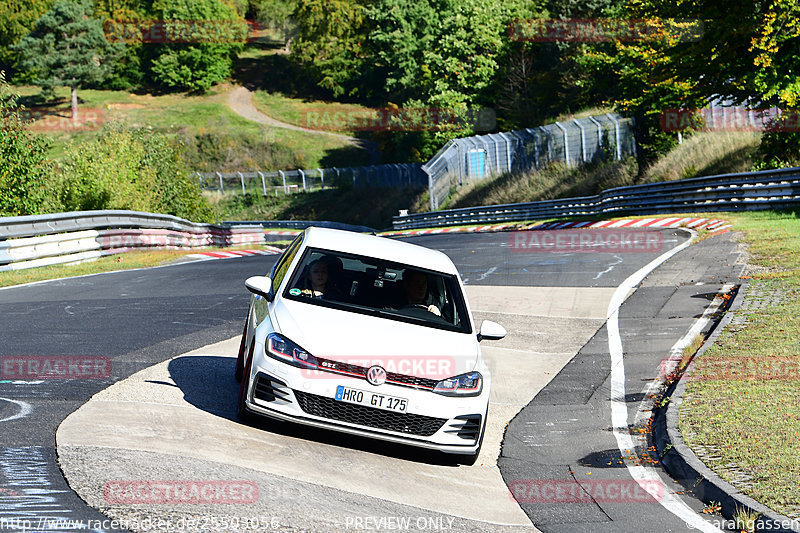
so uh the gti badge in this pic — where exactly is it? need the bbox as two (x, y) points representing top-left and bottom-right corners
(366, 365), (387, 386)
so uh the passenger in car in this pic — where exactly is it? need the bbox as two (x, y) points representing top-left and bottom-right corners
(401, 269), (442, 316)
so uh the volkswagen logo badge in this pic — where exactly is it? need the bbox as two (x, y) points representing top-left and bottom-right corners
(366, 365), (387, 386)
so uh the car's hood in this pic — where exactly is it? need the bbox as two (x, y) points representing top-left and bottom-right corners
(272, 300), (479, 380)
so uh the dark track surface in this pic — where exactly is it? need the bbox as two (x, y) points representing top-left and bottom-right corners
(0, 228), (736, 532)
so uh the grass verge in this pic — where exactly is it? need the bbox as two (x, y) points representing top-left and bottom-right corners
(678, 209), (800, 520)
(0, 246), (276, 289)
(445, 131), (762, 210)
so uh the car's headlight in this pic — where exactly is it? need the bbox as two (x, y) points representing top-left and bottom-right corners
(433, 371), (482, 397)
(266, 333), (318, 369)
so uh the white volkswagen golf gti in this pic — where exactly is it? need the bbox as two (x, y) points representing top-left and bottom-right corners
(235, 227), (505, 462)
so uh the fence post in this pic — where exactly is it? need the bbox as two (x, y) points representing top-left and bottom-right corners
(588, 116), (603, 158)
(258, 171), (266, 196)
(299, 169), (306, 190)
(605, 113), (623, 161)
(554, 122), (570, 166)
(572, 119), (587, 163)
(318, 168), (324, 189)
(238, 171), (246, 195)
(216, 172), (223, 193)
(539, 126), (552, 164)
(498, 132), (513, 173)
(279, 170), (287, 194)
(425, 167), (436, 211)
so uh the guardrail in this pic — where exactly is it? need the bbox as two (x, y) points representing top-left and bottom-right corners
(0, 211), (267, 272)
(0, 211), (379, 272)
(392, 167), (800, 230)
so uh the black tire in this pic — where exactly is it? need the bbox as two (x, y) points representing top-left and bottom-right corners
(237, 341), (256, 423)
(234, 317), (249, 383)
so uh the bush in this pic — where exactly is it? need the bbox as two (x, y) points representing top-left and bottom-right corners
(148, 0), (247, 92)
(179, 128), (303, 171)
(55, 125), (215, 222)
(0, 71), (54, 216)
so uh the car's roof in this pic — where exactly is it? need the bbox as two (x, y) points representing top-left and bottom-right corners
(301, 227), (459, 275)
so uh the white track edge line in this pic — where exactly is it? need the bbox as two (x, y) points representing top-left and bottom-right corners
(606, 229), (723, 532)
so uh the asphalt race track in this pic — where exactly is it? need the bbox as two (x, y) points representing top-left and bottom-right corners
(0, 229), (744, 532)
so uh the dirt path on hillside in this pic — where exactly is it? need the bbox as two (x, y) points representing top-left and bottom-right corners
(226, 86), (379, 163)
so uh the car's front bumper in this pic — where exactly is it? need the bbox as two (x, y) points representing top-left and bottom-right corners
(243, 341), (489, 455)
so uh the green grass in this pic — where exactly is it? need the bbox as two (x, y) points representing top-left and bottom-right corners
(0, 249), (201, 288)
(679, 209), (800, 519)
(252, 90), (381, 136)
(446, 130), (762, 210)
(13, 84), (369, 170)
(212, 186), (429, 230)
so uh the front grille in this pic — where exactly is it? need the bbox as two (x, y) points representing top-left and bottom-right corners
(254, 373), (291, 403)
(293, 390), (447, 437)
(315, 357), (439, 391)
(445, 414), (482, 441)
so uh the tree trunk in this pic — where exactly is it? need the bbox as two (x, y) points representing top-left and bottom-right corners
(71, 86), (78, 122)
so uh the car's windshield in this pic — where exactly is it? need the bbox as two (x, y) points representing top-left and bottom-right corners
(284, 248), (472, 333)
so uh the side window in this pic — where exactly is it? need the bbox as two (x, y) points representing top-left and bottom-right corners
(271, 234), (303, 293)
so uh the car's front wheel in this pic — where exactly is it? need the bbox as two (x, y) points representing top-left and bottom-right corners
(234, 317), (249, 383)
(237, 341), (256, 423)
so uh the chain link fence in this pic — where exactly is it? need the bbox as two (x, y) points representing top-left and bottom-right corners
(196, 164), (427, 196)
(196, 114), (635, 209)
(422, 113), (635, 209)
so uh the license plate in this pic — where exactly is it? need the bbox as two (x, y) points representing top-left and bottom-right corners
(335, 385), (408, 413)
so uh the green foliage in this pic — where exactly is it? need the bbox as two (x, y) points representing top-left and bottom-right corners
(13, 0), (122, 93)
(756, 130), (800, 170)
(148, 0), (248, 92)
(291, 0), (370, 98)
(55, 125), (214, 221)
(251, 0), (298, 48)
(179, 128), (305, 171)
(0, 71), (53, 216)
(0, 0), (54, 74)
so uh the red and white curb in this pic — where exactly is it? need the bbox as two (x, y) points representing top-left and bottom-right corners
(382, 217), (732, 237)
(185, 247), (283, 260)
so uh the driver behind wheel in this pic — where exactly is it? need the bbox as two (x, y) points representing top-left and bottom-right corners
(402, 269), (441, 316)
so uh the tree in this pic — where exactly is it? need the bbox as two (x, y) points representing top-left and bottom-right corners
(251, 0), (298, 50)
(0, 71), (53, 216)
(13, 0), (120, 120)
(0, 0), (54, 75)
(147, 0), (248, 92)
(365, 0), (536, 157)
(291, 0), (371, 98)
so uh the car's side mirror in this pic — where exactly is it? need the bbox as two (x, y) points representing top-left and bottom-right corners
(245, 276), (273, 301)
(478, 319), (506, 341)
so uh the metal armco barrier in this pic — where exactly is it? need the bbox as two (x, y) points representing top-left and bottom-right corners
(0, 211), (380, 272)
(0, 211), (265, 272)
(392, 167), (800, 230)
